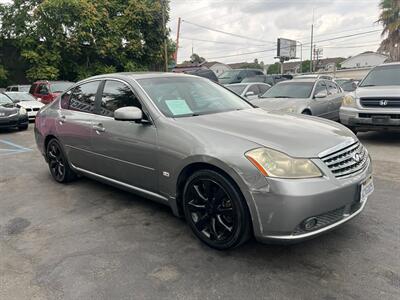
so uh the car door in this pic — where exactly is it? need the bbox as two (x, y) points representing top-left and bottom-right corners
(310, 80), (331, 119)
(90, 79), (158, 192)
(326, 81), (344, 121)
(56, 80), (101, 171)
(257, 84), (270, 96)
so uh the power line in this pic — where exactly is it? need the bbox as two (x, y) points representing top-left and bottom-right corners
(207, 29), (381, 60)
(181, 19), (276, 44)
(179, 36), (267, 46)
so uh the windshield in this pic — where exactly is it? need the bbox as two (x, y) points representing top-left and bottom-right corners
(226, 85), (247, 95)
(360, 65), (400, 87)
(218, 70), (240, 79)
(0, 94), (14, 107)
(50, 82), (74, 93)
(260, 82), (314, 99)
(5, 92), (36, 101)
(137, 77), (252, 118)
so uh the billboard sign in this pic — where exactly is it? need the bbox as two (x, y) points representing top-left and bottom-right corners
(277, 38), (297, 59)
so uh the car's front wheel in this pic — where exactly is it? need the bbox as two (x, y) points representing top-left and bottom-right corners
(183, 170), (251, 250)
(46, 139), (76, 183)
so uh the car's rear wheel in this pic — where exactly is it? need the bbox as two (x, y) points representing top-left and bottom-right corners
(46, 139), (76, 183)
(302, 110), (311, 115)
(18, 124), (28, 130)
(183, 170), (251, 250)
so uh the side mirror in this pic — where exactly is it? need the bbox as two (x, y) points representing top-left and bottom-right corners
(114, 107), (143, 122)
(314, 91), (328, 99)
(245, 91), (255, 97)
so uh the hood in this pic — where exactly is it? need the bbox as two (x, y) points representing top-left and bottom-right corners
(16, 101), (44, 109)
(355, 85), (400, 98)
(175, 108), (355, 158)
(252, 98), (306, 113)
(0, 106), (19, 117)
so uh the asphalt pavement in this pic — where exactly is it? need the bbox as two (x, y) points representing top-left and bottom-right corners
(0, 125), (399, 300)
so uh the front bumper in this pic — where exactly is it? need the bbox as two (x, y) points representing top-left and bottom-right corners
(0, 114), (28, 128)
(340, 107), (400, 131)
(250, 156), (373, 244)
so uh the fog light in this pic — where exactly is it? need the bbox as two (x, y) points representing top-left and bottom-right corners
(302, 217), (318, 231)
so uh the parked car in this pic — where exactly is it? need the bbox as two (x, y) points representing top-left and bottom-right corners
(30, 80), (74, 104)
(184, 68), (219, 82)
(226, 83), (271, 101)
(218, 69), (264, 85)
(5, 92), (45, 120)
(295, 74), (334, 81)
(335, 78), (358, 92)
(35, 72), (373, 250)
(253, 79), (344, 121)
(0, 93), (29, 130)
(5, 85), (31, 92)
(241, 74), (292, 86)
(340, 62), (400, 133)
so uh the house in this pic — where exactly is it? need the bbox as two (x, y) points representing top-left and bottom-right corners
(201, 61), (231, 76)
(340, 52), (388, 69)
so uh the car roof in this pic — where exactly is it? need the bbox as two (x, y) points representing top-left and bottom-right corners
(33, 80), (74, 84)
(279, 78), (317, 83)
(379, 62), (400, 66)
(85, 72), (202, 81)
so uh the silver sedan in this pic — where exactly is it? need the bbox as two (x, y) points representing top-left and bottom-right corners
(226, 83), (271, 101)
(34, 73), (373, 250)
(252, 79), (345, 121)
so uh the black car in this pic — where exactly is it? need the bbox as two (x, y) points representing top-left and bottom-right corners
(184, 69), (219, 82)
(0, 93), (29, 130)
(218, 69), (265, 85)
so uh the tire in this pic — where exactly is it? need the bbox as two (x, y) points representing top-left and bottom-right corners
(182, 170), (251, 250)
(46, 139), (77, 183)
(348, 126), (358, 135)
(301, 110), (311, 115)
(18, 124), (28, 130)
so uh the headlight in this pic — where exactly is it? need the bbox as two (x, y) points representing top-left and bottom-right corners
(342, 95), (357, 107)
(19, 107), (27, 115)
(245, 148), (322, 179)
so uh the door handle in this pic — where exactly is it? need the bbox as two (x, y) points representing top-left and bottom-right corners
(58, 115), (66, 125)
(92, 123), (106, 133)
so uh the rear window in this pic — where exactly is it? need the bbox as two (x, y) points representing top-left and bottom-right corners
(50, 82), (74, 93)
(226, 85), (247, 95)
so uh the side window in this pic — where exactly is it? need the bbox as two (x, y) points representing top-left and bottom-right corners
(38, 84), (49, 95)
(69, 81), (99, 113)
(326, 81), (339, 95)
(247, 84), (259, 95)
(314, 81), (328, 97)
(258, 84), (270, 94)
(5, 87), (11, 91)
(60, 90), (72, 109)
(11, 87), (18, 91)
(99, 80), (141, 117)
(255, 70), (264, 76)
(29, 84), (37, 94)
(247, 70), (256, 77)
(238, 71), (247, 80)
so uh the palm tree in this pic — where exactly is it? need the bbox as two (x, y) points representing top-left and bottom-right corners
(377, 0), (400, 61)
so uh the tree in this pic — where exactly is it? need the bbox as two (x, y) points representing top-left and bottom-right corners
(267, 63), (280, 74)
(377, 0), (400, 61)
(0, 0), (174, 82)
(190, 53), (205, 64)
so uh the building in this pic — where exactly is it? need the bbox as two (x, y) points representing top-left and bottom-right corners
(282, 57), (345, 74)
(201, 61), (231, 76)
(340, 52), (388, 69)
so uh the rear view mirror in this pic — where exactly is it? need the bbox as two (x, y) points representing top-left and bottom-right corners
(114, 107), (143, 122)
(314, 91), (328, 99)
(245, 91), (255, 97)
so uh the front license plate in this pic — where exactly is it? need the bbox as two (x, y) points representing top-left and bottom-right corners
(372, 115), (390, 124)
(360, 176), (374, 203)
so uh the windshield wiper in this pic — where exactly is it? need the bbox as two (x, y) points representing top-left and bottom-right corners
(360, 84), (376, 87)
(274, 96), (293, 98)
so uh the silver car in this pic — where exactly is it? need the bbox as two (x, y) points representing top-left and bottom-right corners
(34, 73), (373, 250)
(340, 62), (400, 132)
(226, 83), (271, 101)
(253, 79), (345, 121)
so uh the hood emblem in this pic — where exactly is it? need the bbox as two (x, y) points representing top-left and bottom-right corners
(379, 100), (388, 106)
(352, 153), (361, 163)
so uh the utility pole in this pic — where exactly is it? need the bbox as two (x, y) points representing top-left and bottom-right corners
(173, 17), (181, 63)
(310, 9), (314, 73)
(161, 0), (168, 72)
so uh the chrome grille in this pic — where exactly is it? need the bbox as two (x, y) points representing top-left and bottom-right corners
(360, 97), (400, 108)
(321, 142), (369, 178)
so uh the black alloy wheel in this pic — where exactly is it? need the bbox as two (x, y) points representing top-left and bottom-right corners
(183, 170), (251, 250)
(46, 139), (76, 183)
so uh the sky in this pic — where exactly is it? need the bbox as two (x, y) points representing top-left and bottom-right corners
(169, 0), (383, 65)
